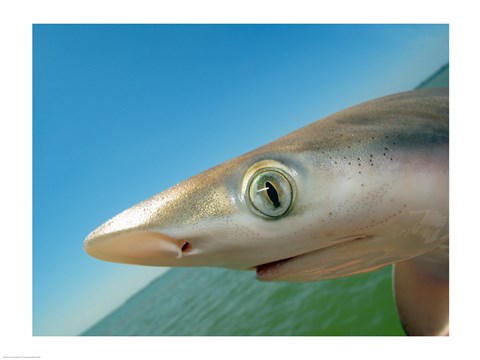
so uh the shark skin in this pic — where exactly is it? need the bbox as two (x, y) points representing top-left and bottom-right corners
(84, 87), (449, 335)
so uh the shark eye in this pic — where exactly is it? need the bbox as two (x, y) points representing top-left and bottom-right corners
(248, 169), (293, 218)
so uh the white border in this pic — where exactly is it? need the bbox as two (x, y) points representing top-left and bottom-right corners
(2, 0), (478, 359)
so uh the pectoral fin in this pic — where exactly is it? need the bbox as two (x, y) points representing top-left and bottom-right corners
(393, 247), (449, 336)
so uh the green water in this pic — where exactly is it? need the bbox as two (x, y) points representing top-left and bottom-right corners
(416, 64), (449, 89)
(83, 266), (403, 336)
(83, 65), (448, 336)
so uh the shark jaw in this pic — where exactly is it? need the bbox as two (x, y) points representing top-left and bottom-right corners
(255, 234), (375, 281)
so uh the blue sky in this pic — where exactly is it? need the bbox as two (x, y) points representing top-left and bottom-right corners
(32, 24), (448, 335)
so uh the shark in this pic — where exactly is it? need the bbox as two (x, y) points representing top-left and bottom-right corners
(84, 87), (449, 336)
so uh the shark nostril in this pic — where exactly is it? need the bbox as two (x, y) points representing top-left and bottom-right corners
(181, 241), (192, 253)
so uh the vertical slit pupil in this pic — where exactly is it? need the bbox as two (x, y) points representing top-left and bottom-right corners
(265, 181), (281, 208)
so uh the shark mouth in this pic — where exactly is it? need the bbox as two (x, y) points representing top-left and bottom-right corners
(256, 257), (295, 279)
(254, 234), (371, 282)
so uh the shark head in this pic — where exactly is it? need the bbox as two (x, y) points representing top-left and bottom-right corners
(84, 88), (448, 284)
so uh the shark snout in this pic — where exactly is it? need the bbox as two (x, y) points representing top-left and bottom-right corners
(83, 228), (190, 266)
(83, 171), (237, 267)
(83, 191), (195, 266)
